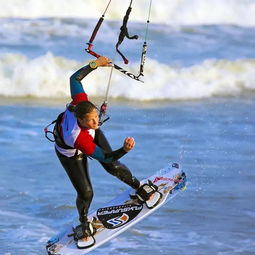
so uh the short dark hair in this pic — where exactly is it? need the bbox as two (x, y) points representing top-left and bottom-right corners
(68, 101), (97, 119)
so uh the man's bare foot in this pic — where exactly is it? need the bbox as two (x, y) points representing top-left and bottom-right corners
(77, 235), (95, 249)
(81, 236), (92, 242)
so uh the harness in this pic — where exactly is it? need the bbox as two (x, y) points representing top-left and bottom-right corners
(44, 112), (74, 150)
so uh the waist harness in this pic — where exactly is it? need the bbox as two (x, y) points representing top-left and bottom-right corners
(44, 112), (74, 150)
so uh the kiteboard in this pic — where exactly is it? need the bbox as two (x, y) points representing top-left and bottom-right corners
(46, 162), (187, 255)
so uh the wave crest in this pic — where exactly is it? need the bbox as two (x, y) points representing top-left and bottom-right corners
(1, 53), (255, 101)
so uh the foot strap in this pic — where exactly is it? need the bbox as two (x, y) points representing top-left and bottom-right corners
(76, 236), (96, 249)
(69, 221), (96, 249)
(136, 180), (162, 209)
(145, 191), (162, 209)
(73, 222), (95, 239)
(136, 181), (157, 201)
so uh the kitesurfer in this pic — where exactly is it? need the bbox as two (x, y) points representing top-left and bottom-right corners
(52, 56), (159, 248)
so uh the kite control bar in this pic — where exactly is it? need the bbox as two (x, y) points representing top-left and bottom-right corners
(86, 45), (143, 83)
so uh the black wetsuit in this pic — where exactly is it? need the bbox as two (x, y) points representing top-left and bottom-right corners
(55, 64), (140, 223)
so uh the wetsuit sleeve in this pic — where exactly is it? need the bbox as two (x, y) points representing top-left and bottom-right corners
(91, 146), (127, 163)
(74, 132), (127, 163)
(70, 65), (97, 104)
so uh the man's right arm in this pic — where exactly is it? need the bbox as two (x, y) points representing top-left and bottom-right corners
(69, 65), (95, 104)
(69, 56), (112, 105)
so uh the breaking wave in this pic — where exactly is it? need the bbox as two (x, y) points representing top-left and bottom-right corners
(1, 53), (255, 101)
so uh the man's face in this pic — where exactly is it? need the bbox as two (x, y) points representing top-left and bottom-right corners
(78, 109), (99, 130)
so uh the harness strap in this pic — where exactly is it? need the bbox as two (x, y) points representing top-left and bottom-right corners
(54, 113), (75, 150)
(44, 112), (74, 150)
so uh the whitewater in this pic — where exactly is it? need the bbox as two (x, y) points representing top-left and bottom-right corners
(1, 1), (255, 101)
(1, 53), (255, 100)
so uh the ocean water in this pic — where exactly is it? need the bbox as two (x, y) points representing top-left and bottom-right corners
(0, 1), (255, 255)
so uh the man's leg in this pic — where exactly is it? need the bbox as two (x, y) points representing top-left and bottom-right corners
(55, 150), (93, 223)
(94, 129), (140, 190)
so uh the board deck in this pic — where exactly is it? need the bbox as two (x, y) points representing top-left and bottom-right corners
(46, 163), (186, 255)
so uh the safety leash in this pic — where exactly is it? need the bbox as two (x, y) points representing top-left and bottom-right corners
(98, 51), (117, 126)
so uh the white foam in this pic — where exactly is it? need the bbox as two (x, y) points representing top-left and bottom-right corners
(1, 0), (255, 26)
(0, 53), (76, 98)
(1, 53), (255, 101)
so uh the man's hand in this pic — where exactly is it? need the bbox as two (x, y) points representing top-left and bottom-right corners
(95, 56), (112, 67)
(123, 137), (135, 152)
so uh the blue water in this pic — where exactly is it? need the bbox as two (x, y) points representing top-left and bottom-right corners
(0, 97), (255, 255)
(2, 19), (255, 66)
(1, 1), (255, 254)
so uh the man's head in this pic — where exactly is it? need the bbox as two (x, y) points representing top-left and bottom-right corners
(73, 101), (99, 130)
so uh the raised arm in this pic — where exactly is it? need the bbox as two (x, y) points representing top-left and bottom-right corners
(69, 56), (112, 102)
(70, 65), (94, 99)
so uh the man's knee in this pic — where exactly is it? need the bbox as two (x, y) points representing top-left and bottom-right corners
(78, 188), (94, 202)
(103, 161), (127, 175)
